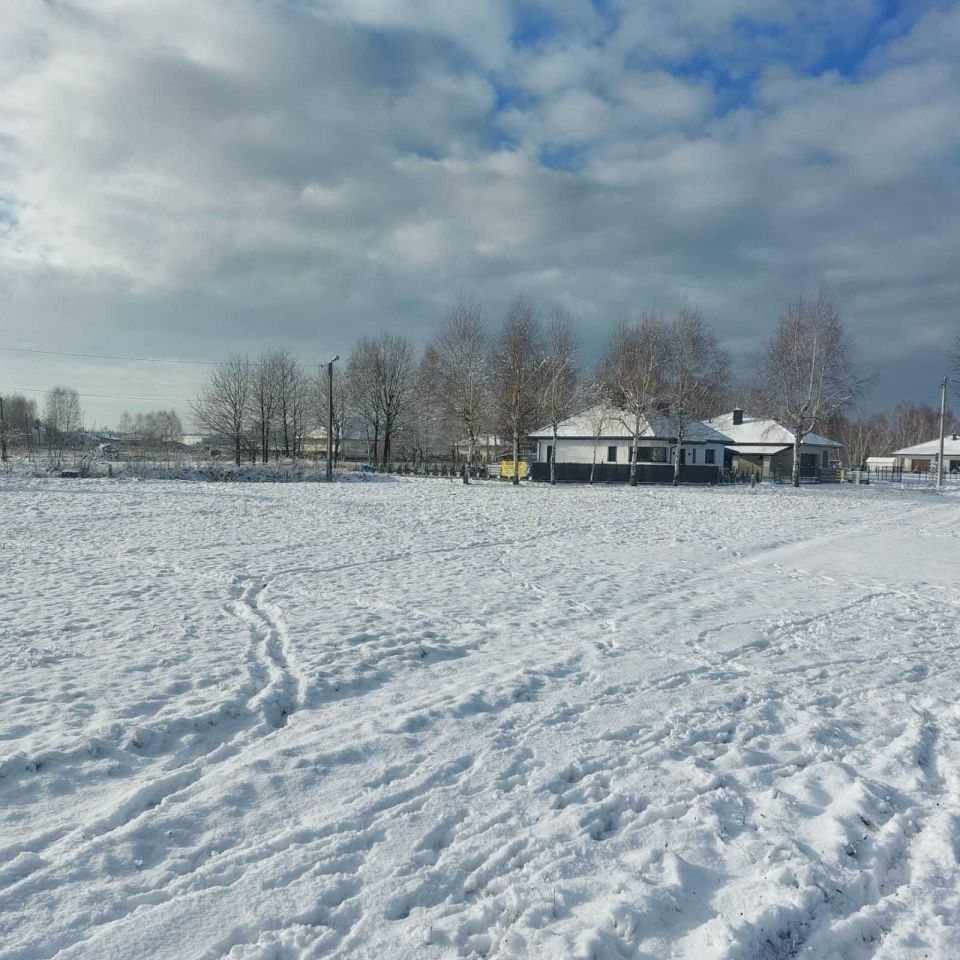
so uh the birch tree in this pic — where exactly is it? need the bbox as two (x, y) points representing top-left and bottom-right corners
(539, 306), (579, 484)
(490, 292), (542, 486)
(191, 354), (252, 466)
(581, 380), (610, 484)
(600, 313), (667, 486)
(432, 293), (489, 464)
(758, 290), (862, 487)
(661, 305), (729, 484)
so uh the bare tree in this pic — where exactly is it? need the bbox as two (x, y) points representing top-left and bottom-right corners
(490, 292), (542, 486)
(406, 346), (447, 470)
(661, 305), (729, 484)
(271, 350), (308, 459)
(539, 306), (579, 484)
(828, 412), (890, 468)
(44, 386), (83, 466)
(346, 339), (381, 464)
(249, 352), (280, 463)
(600, 312), (667, 486)
(191, 354), (252, 466)
(757, 290), (863, 486)
(373, 333), (416, 468)
(432, 293), (490, 464)
(581, 380), (611, 484)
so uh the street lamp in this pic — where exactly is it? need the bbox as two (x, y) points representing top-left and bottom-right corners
(326, 355), (339, 482)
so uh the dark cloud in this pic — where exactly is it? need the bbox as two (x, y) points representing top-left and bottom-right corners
(0, 0), (957, 424)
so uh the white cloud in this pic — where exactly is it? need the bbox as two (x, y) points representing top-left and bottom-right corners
(0, 0), (957, 425)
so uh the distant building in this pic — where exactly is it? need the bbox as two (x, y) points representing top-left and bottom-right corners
(704, 409), (842, 478)
(455, 434), (511, 463)
(892, 435), (960, 474)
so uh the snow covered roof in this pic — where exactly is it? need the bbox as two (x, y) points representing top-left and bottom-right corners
(529, 405), (732, 443)
(727, 444), (791, 456)
(893, 436), (960, 457)
(704, 412), (841, 448)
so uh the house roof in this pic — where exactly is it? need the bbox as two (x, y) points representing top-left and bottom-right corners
(704, 412), (842, 448)
(530, 404), (732, 444)
(727, 444), (791, 456)
(893, 436), (960, 457)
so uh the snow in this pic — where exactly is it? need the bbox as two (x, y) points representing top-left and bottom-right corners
(1, 476), (959, 959)
(705, 413), (841, 449)
(892, 437), (960, 457)
(531, 404), (731, 443)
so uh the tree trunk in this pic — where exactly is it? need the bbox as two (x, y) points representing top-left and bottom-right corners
(382, 419), (391, 470)
(792, 428), (802, 487)
(672, 430), (683, 486)
(512, 433), (520, 486)
(590, 442), (597, 484)
(629, 414), (640, 486)
(234, 436), (241, 467)
(550, 424), (558, 485)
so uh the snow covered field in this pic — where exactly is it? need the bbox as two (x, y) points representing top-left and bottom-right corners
(1, 477), (958, 960)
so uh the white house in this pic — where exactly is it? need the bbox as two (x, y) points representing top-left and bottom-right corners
(704, 409), (842, 478)
(892, 435), (960, 474)
(528, 404), (730, 482)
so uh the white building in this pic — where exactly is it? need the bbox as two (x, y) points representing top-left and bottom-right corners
(892, 435), (960, 474)
(704, 409), (842, 478)
(528, 405), (730, 481)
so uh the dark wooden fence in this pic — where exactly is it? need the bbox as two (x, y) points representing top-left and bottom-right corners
(530, 462), (722, 484)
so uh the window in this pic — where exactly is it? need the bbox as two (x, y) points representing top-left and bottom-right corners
(638, 446), (666, 463)
(545, 444), (553, 463)
(607, 445), (618, 463)
(705, 448), (716, 465)
(822, 450), (829, 468)
(691, 449), (697, 464)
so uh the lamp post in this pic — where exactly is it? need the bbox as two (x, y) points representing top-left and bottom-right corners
(326, 355), (339, 482)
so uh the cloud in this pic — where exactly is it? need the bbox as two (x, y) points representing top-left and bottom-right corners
(0, 0), (957, 424)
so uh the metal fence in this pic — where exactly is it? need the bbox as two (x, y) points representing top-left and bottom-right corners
(529, 462), (723, 484)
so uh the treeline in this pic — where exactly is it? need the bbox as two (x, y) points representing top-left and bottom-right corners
(829, 401), (959, 469)
(192, 287), (862, 487)
(117, 410), (184, 448)
(0, 387), (83, 464)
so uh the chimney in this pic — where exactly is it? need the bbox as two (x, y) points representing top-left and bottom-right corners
(732, 408), (744, 426)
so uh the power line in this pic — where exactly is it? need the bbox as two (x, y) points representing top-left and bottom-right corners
(0, 345), (217, 365)
(0, 384), (190, 403)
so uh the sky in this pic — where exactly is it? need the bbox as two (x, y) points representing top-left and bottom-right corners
(1, 0), (958, 428)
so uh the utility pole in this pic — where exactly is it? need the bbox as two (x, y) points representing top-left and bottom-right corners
(936, 375), (948, 491)
(0, 395), (6, 462)
(326, 355), (339, 482)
